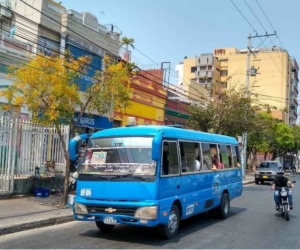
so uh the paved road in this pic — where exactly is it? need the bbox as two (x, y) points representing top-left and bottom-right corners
(0, 174), (299, 249)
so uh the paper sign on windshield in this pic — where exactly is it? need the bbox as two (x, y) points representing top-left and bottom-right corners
(91, 151), (107, 164)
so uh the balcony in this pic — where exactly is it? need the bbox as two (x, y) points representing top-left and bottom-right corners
(290, 110), (298, 119)
(290, 57), (299, 72)
(293, 98), (298, 106)
(292, 72), (299, 82)
(294, 86), (299, 95)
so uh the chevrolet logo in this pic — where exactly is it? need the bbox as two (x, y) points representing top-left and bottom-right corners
(105, 207), (116, 213)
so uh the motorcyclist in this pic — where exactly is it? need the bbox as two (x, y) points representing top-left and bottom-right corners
(271, 168), (294, 210)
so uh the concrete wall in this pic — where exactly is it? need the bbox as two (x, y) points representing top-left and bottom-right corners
(13, 175), (65, 195)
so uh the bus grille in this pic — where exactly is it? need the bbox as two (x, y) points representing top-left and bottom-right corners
(86, 205), (139, 216)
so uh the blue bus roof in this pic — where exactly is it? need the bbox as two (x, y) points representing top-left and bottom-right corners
(90, 125), (238, 145)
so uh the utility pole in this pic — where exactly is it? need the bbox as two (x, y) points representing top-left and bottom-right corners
(242, 34), (251, 179)
(242, 32), (276, 179)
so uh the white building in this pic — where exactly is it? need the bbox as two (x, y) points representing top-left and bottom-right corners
(0, 0), (122, 131)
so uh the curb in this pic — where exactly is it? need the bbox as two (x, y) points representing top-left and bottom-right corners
(0, 214), (74, 236)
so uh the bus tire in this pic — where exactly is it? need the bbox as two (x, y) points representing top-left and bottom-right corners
(159, 205), (180, 239)
(95, 221), (115, 233)
(217, 193), (230, 219)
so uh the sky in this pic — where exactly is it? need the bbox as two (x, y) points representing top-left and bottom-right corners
(60, 0), (300, 84)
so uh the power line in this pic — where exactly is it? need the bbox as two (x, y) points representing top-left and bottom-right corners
(0, 6), (207, 105)
(230, 0), (256, 33)
(243, 0), (268, 34)
(229, 1), (287, 87)
(255, 0), (276, 33)
(133, 46), (210, 100)
(15, 1), (209, 104)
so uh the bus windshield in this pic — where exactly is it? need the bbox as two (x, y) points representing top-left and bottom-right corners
(79, 137), (156, 176)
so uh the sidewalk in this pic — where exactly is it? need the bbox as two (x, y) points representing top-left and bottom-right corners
(0, 174), (255, 237)
(0, 195), (74, 236)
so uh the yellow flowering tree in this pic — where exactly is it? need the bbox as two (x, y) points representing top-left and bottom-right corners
(0, 53), (132, 206)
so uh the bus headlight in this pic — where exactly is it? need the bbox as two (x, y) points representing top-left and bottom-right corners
(134, 206), (158, 220)
(74, 203), (88, 214)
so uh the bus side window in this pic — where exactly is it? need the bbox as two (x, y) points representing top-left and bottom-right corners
(227, 145), (233, 168)
(231, 145), (239, 167)
(162, 141), (179, 175)
(179, 141), (201, 173)
(162, 142), (169, 175)
(201, 143), (212, 171)
(219, 144), (230, 169)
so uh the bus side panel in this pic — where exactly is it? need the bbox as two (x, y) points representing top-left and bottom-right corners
(221, 168), (243, 199)
(158, 176), (181, 225)
(179, 172), (217, 219)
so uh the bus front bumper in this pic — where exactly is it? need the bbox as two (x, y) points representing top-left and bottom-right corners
(73, 201), (161, 227)
(74, 213), (160, 227)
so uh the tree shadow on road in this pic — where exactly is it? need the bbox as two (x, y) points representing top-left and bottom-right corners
(79, 206), (247, 247)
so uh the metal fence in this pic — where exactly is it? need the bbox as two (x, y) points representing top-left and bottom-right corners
(0, 117), (69, 195)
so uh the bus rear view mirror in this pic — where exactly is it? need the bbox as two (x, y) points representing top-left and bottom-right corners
(152, 131), (162, 161)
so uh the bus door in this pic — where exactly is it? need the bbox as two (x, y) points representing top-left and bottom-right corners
(159, 140), (181, 203)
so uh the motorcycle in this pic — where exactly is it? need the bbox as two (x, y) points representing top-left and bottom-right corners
(276, 181), (296, 221)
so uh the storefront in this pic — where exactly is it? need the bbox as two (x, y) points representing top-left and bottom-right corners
(114, 69), (167, 126)
(74, 113), (113, 134)
(113, 71), (167, 126)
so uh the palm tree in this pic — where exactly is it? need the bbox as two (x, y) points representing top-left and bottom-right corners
(119, 37), (135, 62)
(119, 37), (135, 51)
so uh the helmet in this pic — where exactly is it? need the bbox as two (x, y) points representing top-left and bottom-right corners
(277, 168), (284, 175)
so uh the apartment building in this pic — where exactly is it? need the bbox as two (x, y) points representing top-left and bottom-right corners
(0, 0), (121, 133)
(0, 3), (33, 119)
(177, 47), (299, 126)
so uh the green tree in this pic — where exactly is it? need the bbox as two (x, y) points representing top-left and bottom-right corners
(188, 87), (259, 137)
(248, 112), (273, 168)
(269, 121), (294, 159)
(119, 36), (135, 51)
(0, 53), (133, 206)
(292, 125), (300, 153)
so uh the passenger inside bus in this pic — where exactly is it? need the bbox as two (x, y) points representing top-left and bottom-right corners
(212, 154), (224, 169)
(194, 144), (201, 171)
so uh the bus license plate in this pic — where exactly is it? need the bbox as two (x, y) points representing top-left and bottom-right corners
(263, 175), (268, 178)
(104, 217), (118, 225)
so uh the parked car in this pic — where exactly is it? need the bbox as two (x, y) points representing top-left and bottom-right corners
(255, 161), (282, 184)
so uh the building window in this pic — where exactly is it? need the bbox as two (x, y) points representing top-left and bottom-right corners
(0, 64), (8, 73)
(220, 59), (228, 62)
(220, 70), (228, 76)
(208, 65), (212, 70)
(191, 66), (197, 73)
(198, 59), (200, 64)
(200, 66), (206, 71)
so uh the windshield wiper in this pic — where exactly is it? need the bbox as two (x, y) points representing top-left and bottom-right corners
(79, 173), (109, 180)
(109, 174), (146, 181)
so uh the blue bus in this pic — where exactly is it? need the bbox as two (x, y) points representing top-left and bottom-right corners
(73, 125), (243, 239)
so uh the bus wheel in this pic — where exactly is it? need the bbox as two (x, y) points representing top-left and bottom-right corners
(95, 221), (115, 233)
(159, 205), (180, 239)
(217, 193), (230, 219)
